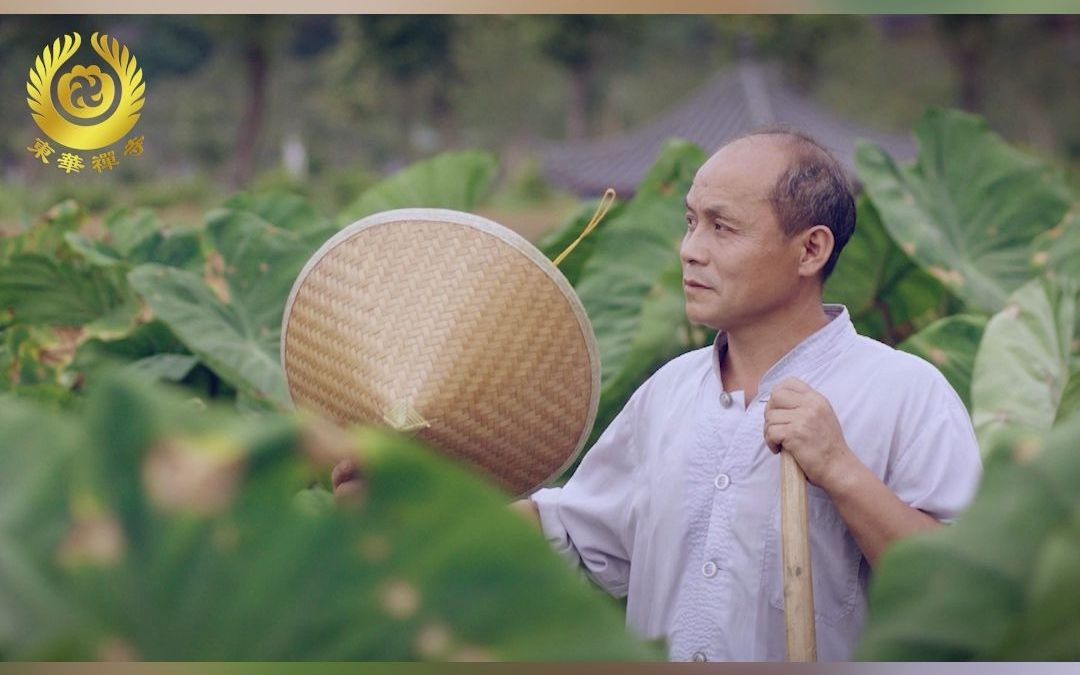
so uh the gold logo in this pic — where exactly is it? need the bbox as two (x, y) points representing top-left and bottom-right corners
(26, 32), (146, 151)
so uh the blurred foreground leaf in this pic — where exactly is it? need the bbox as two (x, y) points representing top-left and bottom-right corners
(0, 375), (658, 660)
(857, 414), (1080, 660)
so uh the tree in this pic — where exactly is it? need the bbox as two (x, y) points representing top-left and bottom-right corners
(230, 17), (275, 188)
(532, 16), (642, 140)
(710, 16), (864, 92)
(934, 16), (996, 113)
(357, 16), (460, 154)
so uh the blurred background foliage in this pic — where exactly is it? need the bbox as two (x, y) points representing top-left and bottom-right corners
(1, 15), (1079, 661)
(0, 15), (1077, 234)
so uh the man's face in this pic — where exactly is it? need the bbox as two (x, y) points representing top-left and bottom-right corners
(680, 137), (805, 331)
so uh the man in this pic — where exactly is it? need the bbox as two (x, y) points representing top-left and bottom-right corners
(504, 129), (982, 661)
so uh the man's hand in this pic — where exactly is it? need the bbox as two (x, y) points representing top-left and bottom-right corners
(331, 458), (543, 534)
(510, 498), (541, 530)
(763, 377), (942, 567)
(763, 377), (856, 492)
(331, 458), (364, 503)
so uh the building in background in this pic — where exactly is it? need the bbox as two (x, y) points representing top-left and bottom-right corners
(540, 61), (916, 197)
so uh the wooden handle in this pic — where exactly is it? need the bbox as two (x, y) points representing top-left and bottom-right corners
(780, 449), (817, 662)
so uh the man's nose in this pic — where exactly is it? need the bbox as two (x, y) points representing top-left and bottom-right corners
(680, 225), (707, 267)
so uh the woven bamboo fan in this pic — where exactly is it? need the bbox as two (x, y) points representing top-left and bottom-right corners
(281, 208), (602, 499)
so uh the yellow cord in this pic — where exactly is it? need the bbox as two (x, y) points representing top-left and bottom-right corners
(552, 188), (617, 267)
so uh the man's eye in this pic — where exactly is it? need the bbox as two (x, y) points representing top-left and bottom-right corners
(714, 222), (728, 231)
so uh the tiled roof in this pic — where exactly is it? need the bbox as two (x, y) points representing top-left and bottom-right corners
(540, 63), (917, 197)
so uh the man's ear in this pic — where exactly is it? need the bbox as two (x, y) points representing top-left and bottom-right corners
(798, 225), (835, 279)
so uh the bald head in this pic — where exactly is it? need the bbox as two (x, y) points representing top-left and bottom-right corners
(707, 129), (856, 281)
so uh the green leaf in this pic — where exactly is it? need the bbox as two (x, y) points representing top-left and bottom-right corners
(123, 354), (199, 382)
(292, 486), (336, 517)
(128, 264), (289, 408)
(64, 209), (201, 271)
(898, 314), (987, 409)
(224, 191), (336, 244)
(62, 235), (125, 268)
(2, 375), (658, 660)
(0, 326), (75, 395)
(0, 252), (143, 397)
(1055, 370), (1080, 428)
(1033, 204), (1080, 280)
(855, 108), (1077, 314)
(202, 208), (316, 338)
(856, 415), (1080, 660)
(127, 203), (335, 408)
(537, 199), (627, 288)
(571, 140), (707, 450)
(0, 399), (80, 656)
(825, 196), (956, 344)
(971, 275), (1079, 458)
(0, 200), (85, 263)
(997, 513), (1080, 660)
(338, 151), (498, 225)
(0, 255), (135, 328)
(69, 321), (191, 388)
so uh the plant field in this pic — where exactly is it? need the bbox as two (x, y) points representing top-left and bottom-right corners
(1, 109), (1077, 660)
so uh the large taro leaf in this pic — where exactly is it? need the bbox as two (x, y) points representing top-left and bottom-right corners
(537, 198), (627, 288)
(0, 253), (144, 398)
(0, 200), (85, 263)
(3, 375), (657, 660)
(126, 265), (285, 407)
(1057, 367), (1080, 429)
(897, 314), (987, 410)
(201, 207), (319, 345)
(970, 275), (1079, 459)
(338, 151), (498, 225)
(824, 196), (958, 345)
(128, 207), (315, 409)
(64, 208), (201, 271)
(223, 191), (336, 248)
(0, 206), (198, 397)
(70, 320), (197, 388)
(0, 254), (138, 330)
(1033, 203), (1080, 281)
(0, 399), (80, 657)
(1, 325), (91, 402)
(855, 414), (1080, 660)
(855, 108), (1077, 314)
(593, 262), (712, 439)
(569, 140), (708, 456)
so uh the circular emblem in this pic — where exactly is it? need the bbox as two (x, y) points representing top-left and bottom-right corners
(26, 32), (146, 151)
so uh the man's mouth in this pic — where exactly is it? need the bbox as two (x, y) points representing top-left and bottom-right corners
(683, 279), (711, 290)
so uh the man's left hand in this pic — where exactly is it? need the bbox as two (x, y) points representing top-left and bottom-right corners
(763, 377), (855, 491)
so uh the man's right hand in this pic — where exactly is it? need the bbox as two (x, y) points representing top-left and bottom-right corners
(331, 458), (364, 503)
(331, 458), (543, 533)
(509, 498), (541, 530)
